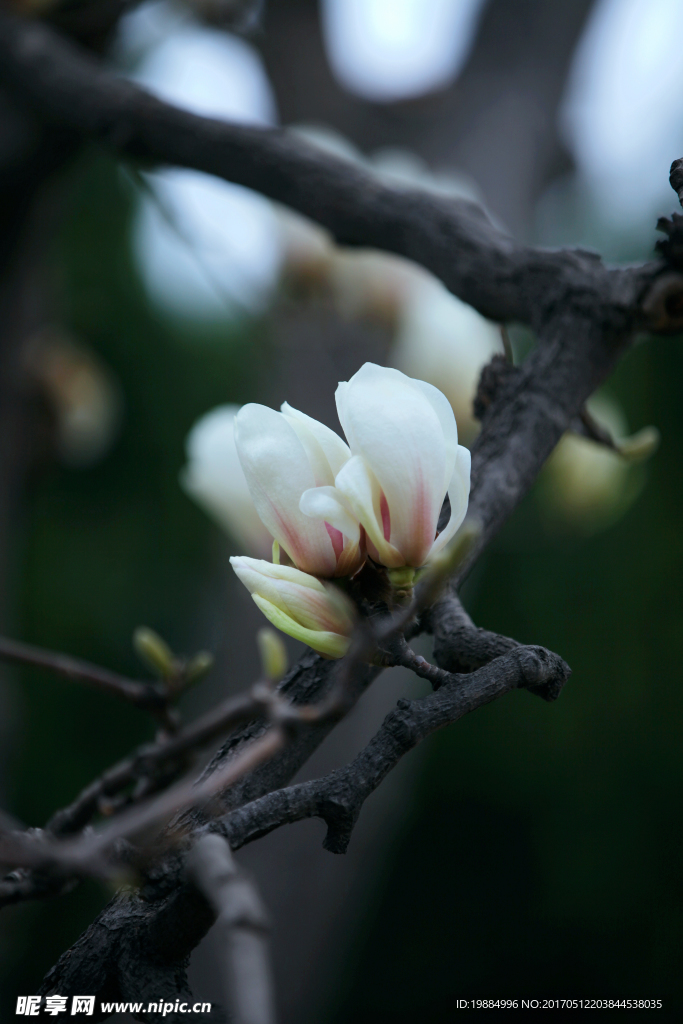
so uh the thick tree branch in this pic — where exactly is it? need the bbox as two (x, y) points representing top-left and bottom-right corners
(669, 157), (683, 209)
(220, 644), (570, 856)
(0, 10), (674, 333)
(258, 0), (595, 237)
(429, 592), (518, 670)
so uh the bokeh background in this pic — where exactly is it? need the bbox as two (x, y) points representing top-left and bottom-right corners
(1, 0), (682, 1020)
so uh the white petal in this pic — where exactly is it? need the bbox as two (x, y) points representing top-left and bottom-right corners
(428, 446), (472, 560)
(279, 410), (334, 487)
(334, 456), (404, 567)
(336, 363), (446, 566)
(234, 404), (337, 576)
(181, 404), (272, 556)
(299, 486), (360, 544)
(335, 379), (353, 448)
(230, 555), (327, 591)
(299, 484), (364, 576)
(281, 402), (351, 478)
(411, 378), (459, 490)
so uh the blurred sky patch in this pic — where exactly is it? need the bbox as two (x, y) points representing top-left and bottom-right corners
(563, 0), (683, 226)
(320, 0), (486, 101)
(120, 1), (281, 320)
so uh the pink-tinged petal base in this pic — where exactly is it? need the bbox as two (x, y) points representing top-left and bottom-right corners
(380, 492), (391, 541)
(335, 363), (447, 568)
(325, 521), (344, 561)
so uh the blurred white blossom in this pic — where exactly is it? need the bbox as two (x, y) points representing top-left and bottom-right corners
(394, 277), (503, 443)
(181, 405), (273, 556)
(563, 0), (683, 226)
(538, 394), (652, 533)
(26, 330), (121, 468)
(321, 0), (486, 102)
(122, 5), (281, 319)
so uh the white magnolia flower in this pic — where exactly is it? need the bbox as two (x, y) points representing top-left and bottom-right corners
(181, 405), (273, 557)
(234, 403), (363, 577)
(301, 363), (471, 569)
(230, 557), (354, 658)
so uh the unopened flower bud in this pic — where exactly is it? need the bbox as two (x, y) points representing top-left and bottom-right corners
(186, 651), (214, 684)
(133, 627), (175, 678)
(230, 557), (354, 659)
(257, 627), (288, 682)
(617, 425), (660, 463)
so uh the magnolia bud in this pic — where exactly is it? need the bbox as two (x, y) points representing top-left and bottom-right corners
(230, 557), (354, 659)
(257, 628), (288, 682)
(186, 651), (215, 684)
(133, 627), (175, 678)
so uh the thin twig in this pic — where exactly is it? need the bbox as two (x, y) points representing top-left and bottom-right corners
(46, 685), (276, 836)
(0, 634), (169, 713)
(1, 645), (382, 883)
(1, 728), (285, 881)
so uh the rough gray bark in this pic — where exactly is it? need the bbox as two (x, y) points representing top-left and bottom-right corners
(219, 644), (569, 857)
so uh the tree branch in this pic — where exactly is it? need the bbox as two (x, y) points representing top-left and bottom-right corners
(429, 592), (519, 670)
(220, 644), (570, 857)
(669, 157), (683, 209)
(0, 10), (675, 332)
(0, 633), (170, 714)
(44, 686), (282, 839)
(1, 636), (381, 904)
(187, 835), (275, 1024)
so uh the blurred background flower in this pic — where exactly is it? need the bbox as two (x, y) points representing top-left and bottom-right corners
(181, 404), (273, 557)
(24, 328), (122, 468)
(537, 393), (656, 534)
(393, 277), (503, 443)
(120, 1), (282, 320)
